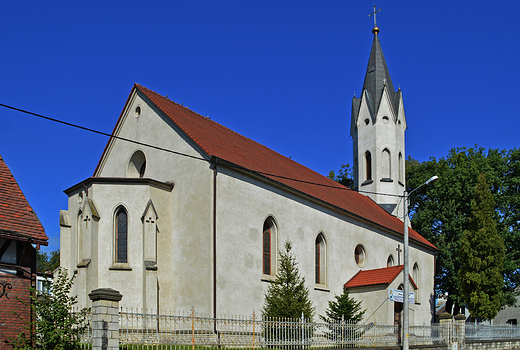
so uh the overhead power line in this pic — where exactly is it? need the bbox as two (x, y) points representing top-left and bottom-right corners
(0, 103), (403, 198)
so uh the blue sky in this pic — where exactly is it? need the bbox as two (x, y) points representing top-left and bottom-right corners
(1, 1), (519, 252)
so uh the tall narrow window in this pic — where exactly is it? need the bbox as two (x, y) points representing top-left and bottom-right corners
(263, 223), (271, 275)
(365, 151), (372, 181)
(382, 148), (391, 179)
(398, 152), (403, 183)
(413, 263), (419, 302)
(262, 217), (277, 276)
(315, 233), (326, 285)
(116, 207), (128, 263)
(387, 255), (394, 267)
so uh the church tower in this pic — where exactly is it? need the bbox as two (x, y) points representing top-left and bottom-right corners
(351, 18), (406, 218)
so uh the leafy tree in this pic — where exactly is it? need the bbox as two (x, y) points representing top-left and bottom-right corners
(320, 289), (365, 324)
(459, 174), (505, 320)
(11, 268), (90, 350)
(262, 240), (315, 321)
(328, 164), (354, 189)
(405, 145), (519, 313)
(36, 249), (60, 273)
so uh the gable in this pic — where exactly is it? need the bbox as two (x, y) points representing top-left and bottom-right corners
(0, 155), (47, 245)
(94, 84), (436, 251)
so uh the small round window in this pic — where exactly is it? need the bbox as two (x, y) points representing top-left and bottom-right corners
(364, 118), (370, 125)
(382, 116), (389, 123)
(355, 244), (366, 267)
(134, 106), (141, 118)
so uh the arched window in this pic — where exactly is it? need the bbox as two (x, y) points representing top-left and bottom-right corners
(382, 148), (391, 179)
(387, 255), (394, 267)
(398, 152), (403, 183)
(413, 263), (419, 302)
(315, 233), (326, 285)
(127, 150), (147, 178)
(115, 207), (128, 263)
(365, 152), (372, 181)
(262, 217), (277, 276)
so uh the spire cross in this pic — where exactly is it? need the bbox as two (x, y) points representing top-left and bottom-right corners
(369, 5), (382, 28)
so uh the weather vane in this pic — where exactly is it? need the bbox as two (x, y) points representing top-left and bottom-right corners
(369, 5), (382, 28)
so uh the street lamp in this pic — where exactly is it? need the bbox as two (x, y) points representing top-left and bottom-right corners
(403, 175), (438, 350)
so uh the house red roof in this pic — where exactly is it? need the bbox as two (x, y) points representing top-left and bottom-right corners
(344, 265), (417, 289)
(98, 84), (436, 250)
(0, 155), (48, 245)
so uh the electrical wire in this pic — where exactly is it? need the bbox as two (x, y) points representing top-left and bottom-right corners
(0, 102), (404, 198)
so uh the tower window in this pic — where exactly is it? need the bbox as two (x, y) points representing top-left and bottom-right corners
(365, 152), (372, 181)
(382, 148), (391, 179)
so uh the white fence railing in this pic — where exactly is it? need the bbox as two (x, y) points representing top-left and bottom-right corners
(116, 309), (447, 349)
(77, 308), (520, 349)
(466, 324), (520, 341)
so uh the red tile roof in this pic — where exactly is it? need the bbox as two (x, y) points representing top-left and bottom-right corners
(0, 155), (48, 245)
(98, 84), (436, 250)
(344, 266), (417, 289)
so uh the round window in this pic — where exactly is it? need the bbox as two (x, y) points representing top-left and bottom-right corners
(355, 244), (366, 267)
(364, 118), (370, 125)
(134, 106), (141, 118)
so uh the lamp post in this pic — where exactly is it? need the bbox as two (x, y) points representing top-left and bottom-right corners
(402, 175), (438, 350)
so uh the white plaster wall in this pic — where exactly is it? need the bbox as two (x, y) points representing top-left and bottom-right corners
(213, 166), (435, 324)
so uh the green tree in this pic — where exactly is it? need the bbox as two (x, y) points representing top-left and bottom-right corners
(11, 268), (90, 350)
(328, 164), (354, 189)
(262, 240), (315, 321)
(405, 145), (519, 313)
(320, 289), (365, 324)
(36, 249), (60, 273)
(459, 174), (505, 320)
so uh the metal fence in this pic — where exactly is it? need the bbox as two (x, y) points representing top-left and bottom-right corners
(115, 309), (447, 349)
(465, 324), (520, 341)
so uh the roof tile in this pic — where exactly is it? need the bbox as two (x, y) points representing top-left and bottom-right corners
(0, 155), (48, 244)
(344, 265), (418, 289)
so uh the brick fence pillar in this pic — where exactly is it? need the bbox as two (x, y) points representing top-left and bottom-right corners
(88, 288), (122, 350)
(439, 312), (454, 349)
(454, 314), (466, 350)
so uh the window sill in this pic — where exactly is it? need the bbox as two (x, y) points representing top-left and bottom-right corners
(109, 263), (132, 271)
(398, 181), (404, 187)
(261, 274), (276, 282)
(314, 284), (330, 292)
(380, 178), (393, 183)
(361, 180), (373, 186)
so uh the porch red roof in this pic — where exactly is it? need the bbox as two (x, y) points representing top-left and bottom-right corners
(0, 155), (48, 245)
(344, 266), (417, 289)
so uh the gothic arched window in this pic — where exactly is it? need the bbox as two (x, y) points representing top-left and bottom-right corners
(115, 207), (128, 263)
(262, 217), (277, 276)
(382, 148), (391, 179)
(387, 255), (394, 267)
(315, 233), (326, 285)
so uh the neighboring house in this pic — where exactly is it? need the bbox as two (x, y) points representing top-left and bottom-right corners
(60, 24), (437, 325)
(0, 155), (48, 350)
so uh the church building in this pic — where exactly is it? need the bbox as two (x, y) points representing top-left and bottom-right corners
(60, 23), (437, 325)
